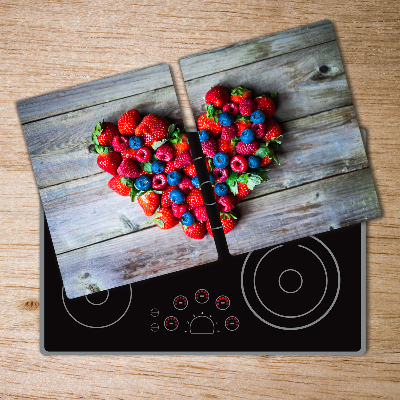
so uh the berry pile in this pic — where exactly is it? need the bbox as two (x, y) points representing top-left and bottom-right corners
(197, 85), (282, 235)
(90, 86), (281, 240)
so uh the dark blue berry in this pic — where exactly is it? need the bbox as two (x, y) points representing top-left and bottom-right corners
(151, 160), (165, 174)
(135, 175), (152, 191)
(181, 212), (195, 226)
(169, 188), (185, 204)
(198, 130), (210, 142)
(213, 152), (229, 168)
(129, 136), (143, 149)
(167, 171), (182, 186)
(192, 176), (201, 188)
(248, 155), (262, 169)
(218, 111), (234, 127)
(240, 129), (255, 144)
(214, 182), (229, 196)
(250, 110), (265, 124)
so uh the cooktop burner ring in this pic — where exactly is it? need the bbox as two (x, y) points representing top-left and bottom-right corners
(61, 285), (132, 329)
(241, 236), (341, 330)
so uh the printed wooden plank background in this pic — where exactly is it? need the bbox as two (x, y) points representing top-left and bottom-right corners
(18, 63), (218, 299)
(180, 20), (381, 256)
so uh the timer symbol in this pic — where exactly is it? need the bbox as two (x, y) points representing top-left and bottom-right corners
(173, 295), (188, 310)
(195, 289), (209, 304)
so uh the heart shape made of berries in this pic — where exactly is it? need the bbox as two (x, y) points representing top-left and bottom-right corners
(90, 85), (282, 240)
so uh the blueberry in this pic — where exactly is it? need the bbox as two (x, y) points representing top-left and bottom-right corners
(209, 173), (215, 185)
(214, 182), (229, 197)
(218, 111), (234, 127)
(129, 136), (143, 149)
(151, 160), (165, 174)
(248, 155), (262, 169)
(181, 212), (195, 226)
(135, 175), (152, 191)
(167, 171), (182, 186)
(250, 110), (265, 125)
(198, 130), (210, 142)
(192, 176), (201, 188)
(213, 152), (229, 169)
(169, 188), (185, 204)
(240, 129), (255, 144)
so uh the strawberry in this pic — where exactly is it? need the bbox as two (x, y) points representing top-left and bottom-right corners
(135, 114), (169, 146)
(206, 212), (237, 236)
(197, 113), (222, 137)
(174, 150), (192, 169)
(194, 205), (208, 221)
(182, 221), (206, 240)
(121, 148), (137, 160)
(201, 137), (218, 158)
(236, 182), (252, 202)
(186, 188), (204, 210)
(205, 85), (230, 108)
(254, 95), (276, 119)
(235, 140), (259, 156)
(230, 86), (252, 105)
(91, 121), (119, 147)
(137, 190), (160, 216)
(171, 132), (190, 156)
(261, 154), (272, 167)
(156, 142), (174, 162)
(161, 184), (177, 207)
(217, 194), (236, 212)
(217, 137), (235, 158)
(182, 163), (197, 177)
(117, 158), (141, 178)
(118, 109), (142, 136)
(108, 175), (132, 196)
(234, 119), (252, 136)
(172, 202), (187, 218)
(239, 98), (256, 117)
(264, 118), (282, 141)
(97, 151), (122, 175)
(164, 160), (177, 174)
(153, 207), (179, 229)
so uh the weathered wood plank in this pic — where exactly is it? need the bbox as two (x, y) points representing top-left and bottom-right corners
(58, 223), (218, 299)
(247, 105), (368, 198)
(226, 168), (381, 256)
(180, 20), (335, 81)
(40, 105), (368, 255)
(183, 41), (352, 123)
(22, 84), (182, 188)
(40, 172), (154, 255)
(17, 63), (173, 123)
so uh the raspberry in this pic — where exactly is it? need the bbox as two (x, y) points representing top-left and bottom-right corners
(221, 124), (237, 141)
(239, 98), (256, 117)
(117, 159), (141, 178)
(178, 176), (194, 194)
(212, 167), (229, 183)
(230, 155), (248, 173)
(172, 202), (187, 219)
(235, 140), (259, 156)
(217, 194), (236, 213)
(194, 205), (208, 221)
(156, 142), (174, 162)
(112, 135), (129, 152)
(136, 146), (152, 162)
(201, 137), (218, 158)
(152, 174), (167, 190)
(174, 150), (192, 169)
(222, 102), (239, 116)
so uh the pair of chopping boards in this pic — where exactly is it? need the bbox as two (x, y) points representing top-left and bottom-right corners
(18, 20), (380, 299)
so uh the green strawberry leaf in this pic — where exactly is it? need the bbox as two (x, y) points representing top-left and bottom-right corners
(207, 158), (214, 172)
(231, 136), (241, 146)
(152, 139), (167, 150)
(155, 218), (165, 228)
(206, 104), (215, 119)
(120, 177), (135, 187)
(229, 183), (238, 195)
(213, 109), (222, 123)
(129, 187), (140, 202)
(91, 120), (103, 146)
(91, 144), (113, 155)
(168, 123), (176, 136)
(231, 86), (250, 95)
(221, 211), (237, 220)
(136, 190), (147, 197)
(270, 135), (283, 145)
(226, 171), (239, 195)
(235, 115), (251, 123)
(237, 174), (249, 184)
(246, 174), (264, 190)
(255, 147), (269, 159)
(269, 92), (277, 99)
(153, 190), (163, 195)
(143, 162), (153, 173)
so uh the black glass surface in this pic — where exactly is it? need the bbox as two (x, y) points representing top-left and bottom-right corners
(43, 215), (363, 353)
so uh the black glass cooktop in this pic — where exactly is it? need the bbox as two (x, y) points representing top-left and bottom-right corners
(41, 207), (366, 354)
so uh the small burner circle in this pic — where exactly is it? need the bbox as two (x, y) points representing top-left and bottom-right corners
(85, 290), (110, 306)
(278, 269), (303, 294)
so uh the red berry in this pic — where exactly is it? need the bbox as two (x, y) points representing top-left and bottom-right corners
(230, 86), (252, 105)
(222, 102), (239, 116)
(97, 151), (122, 175)
(230, 155), (248, 173)
(135, 114), (169, 146)
(254, 96), (275, 119)
(174, 150), (192, 169)
(156, 142), (174, 162)
(201, 137), (218, 158)
(137, 191), (160, 217)
(182, 221), (206, 240)
(234, 120), (252, 136)
(263, 118), (281, 141)
(212, 167), (229, 183)
(197, 113), (222, 137)
(236, 182), (252, 202)
(92, 121), (119, 147)
(164, 159), (177, 174)
(153, 207), (179, 229)
(182, 163), (197, 178)
(251, 122), (267, 140)
(235, 140), (259, 156)
(121, 148), (137, 160)
(116, 158), (141, 178)
(205, 85), (230, 108)
(217, 137), (235, 158)
(206, 212), (237, 236)
(135, 146), (152, 162)
(186, 188), (204, 210)
(112, 135), (129, 152)
(221, 124), (238, 141)
(194, 205), (208, 221)
(161, 185), (177, 207)
(152, 174), (167, 190)
(108, 175), (131, 196)
(239, 98), (256, 117)
(178, 176), (194, 195)
(118, 109), (142, 136)
(217, 194), (236, 213)
(172, 202), (187, 218)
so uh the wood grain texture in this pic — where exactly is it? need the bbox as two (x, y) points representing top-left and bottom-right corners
(0, 0), (399, 399)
